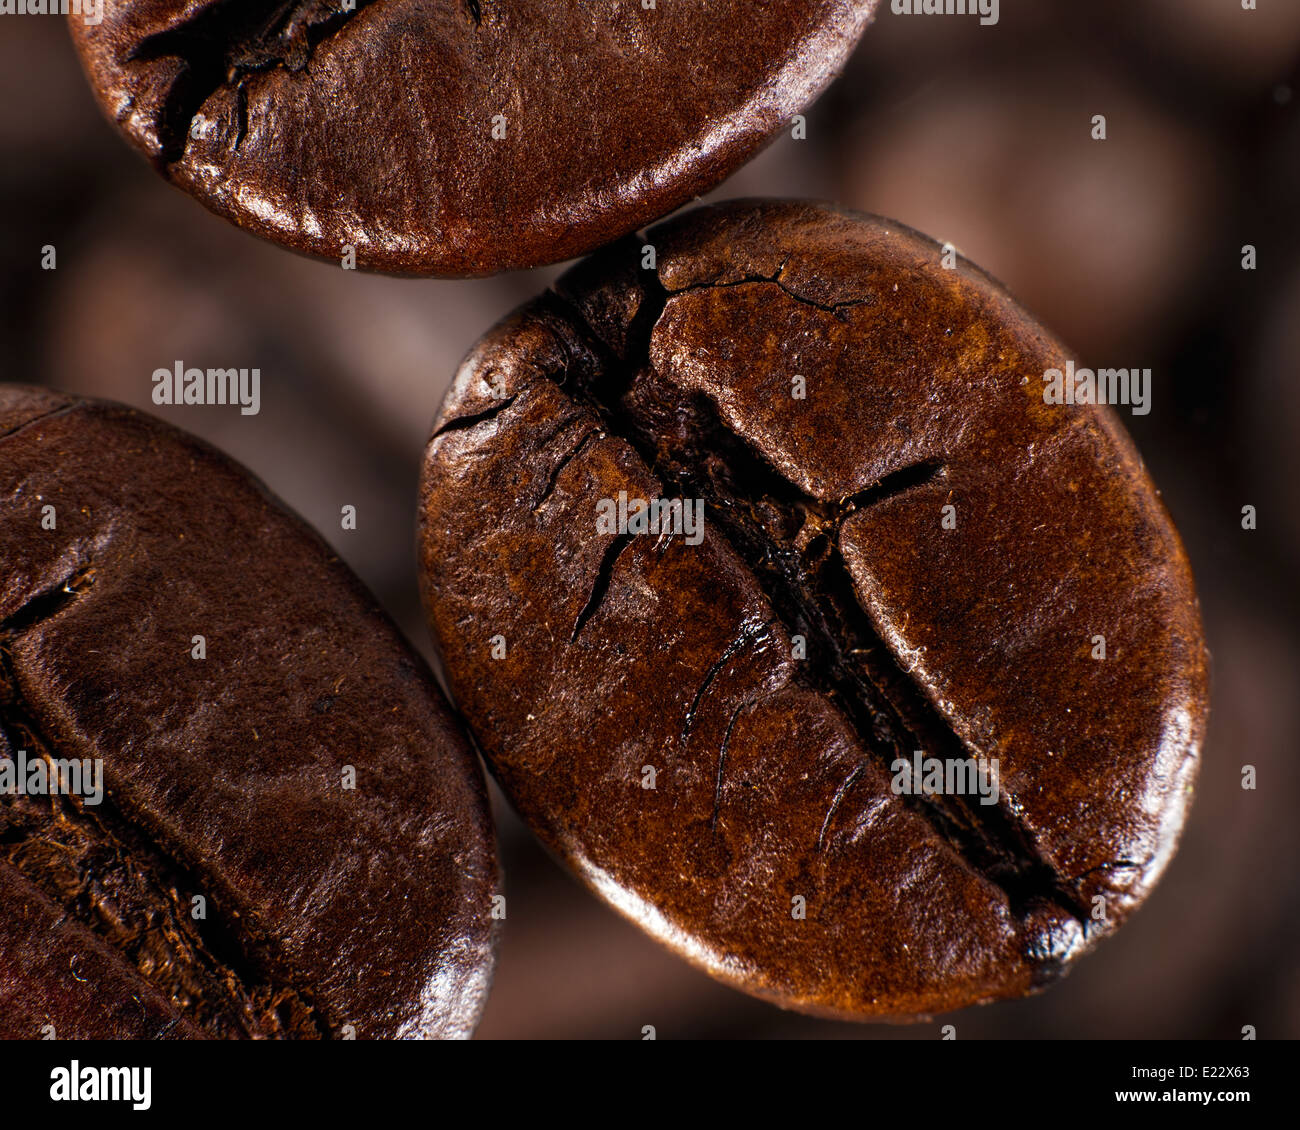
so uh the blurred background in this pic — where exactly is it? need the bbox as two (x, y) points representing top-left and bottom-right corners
(2, 0), (1296, 1039)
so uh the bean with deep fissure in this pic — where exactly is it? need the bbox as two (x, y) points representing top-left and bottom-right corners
(0, 386), (497, 1039)
(417, 200), (1210, 1019)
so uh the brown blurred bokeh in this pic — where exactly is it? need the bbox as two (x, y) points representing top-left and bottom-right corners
(3, 2), (1296, 1039)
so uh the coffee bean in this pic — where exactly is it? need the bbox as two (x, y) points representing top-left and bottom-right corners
(68, 2), (876, 276)
(0, 386), (497, 1039)
(418, 200), (1209, 1018)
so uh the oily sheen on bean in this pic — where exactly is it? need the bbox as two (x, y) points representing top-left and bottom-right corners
(417, 200), (1210, 1019)
(0, 387), (497, 1039)
(68, 1), (876, 275)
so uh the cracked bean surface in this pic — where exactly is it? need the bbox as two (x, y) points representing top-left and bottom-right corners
(0, 387), (497, 1039)
(68, 0), (877, 275)
(418, 200), (1210, 1019)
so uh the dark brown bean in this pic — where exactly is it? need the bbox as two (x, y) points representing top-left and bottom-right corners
(418, 200), (1209, 1019)
(0, 386), (497, 1039)
(67, 1), (876, 276)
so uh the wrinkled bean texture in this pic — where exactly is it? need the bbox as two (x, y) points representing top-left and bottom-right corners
(69, 1), (876, 275)
(418, 201), (1210, 1019)
(0, 387), (497, 1039)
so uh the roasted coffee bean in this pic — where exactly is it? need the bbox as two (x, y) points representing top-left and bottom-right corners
(418, 200), (1210, 1019)
(0, 386), (496, 1039)
(68, 2), (876, 276)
